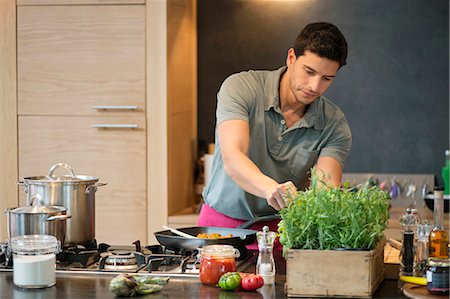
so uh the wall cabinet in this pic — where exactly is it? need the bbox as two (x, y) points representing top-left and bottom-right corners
(17, 4), (147, 245)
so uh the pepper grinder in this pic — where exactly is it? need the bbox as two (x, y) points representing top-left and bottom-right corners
(399, 208), (420, 276)
(256, 226), (276, 284)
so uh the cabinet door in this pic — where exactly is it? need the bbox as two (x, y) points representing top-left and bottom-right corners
(17, 5), (145, 116)
(18, 115), (147, 245)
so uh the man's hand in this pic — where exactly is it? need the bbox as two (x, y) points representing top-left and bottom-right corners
(264, 181), (297, 210)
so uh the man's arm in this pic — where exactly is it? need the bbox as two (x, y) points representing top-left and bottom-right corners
(218, 119), (296, 210)
(315, 156), (343, 187)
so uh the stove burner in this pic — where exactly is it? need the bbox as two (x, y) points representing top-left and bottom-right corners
(146, 248), (200, 274)
(0, 240), (255, 276)
(57, 248), (100, 268)
(98, 250), (146, 272)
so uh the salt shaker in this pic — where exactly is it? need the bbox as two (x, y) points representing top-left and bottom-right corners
(416, 221), (433, 276)
(256, 226), (276, 284)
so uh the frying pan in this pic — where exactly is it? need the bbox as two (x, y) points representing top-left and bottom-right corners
(154, 215), (281, 253)
(154, 226), (257, 252)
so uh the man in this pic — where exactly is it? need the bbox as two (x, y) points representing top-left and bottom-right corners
(199, 22), (352, 230)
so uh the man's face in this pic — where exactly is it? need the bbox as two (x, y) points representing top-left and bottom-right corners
(287, 49), (340, 106)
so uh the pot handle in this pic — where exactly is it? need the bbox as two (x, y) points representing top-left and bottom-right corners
(85, 182), (107, 194)
(46, 214), (72, 221)
(17, 181), (28, 193)
(48, 163), (77, 179)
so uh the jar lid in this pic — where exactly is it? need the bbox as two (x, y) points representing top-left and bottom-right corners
(201, 245), (236, 258)
(10, 235), (60, 255)
(429, 258), (450, 267)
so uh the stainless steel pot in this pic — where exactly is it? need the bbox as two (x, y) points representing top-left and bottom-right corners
(5, 194), (71, 246)
(18, 163), (106, 246)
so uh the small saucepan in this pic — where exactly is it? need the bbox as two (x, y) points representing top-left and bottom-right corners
(4, 194), (71, 246)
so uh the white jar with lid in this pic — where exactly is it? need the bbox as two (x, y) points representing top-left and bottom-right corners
(10, 235), (60, 288)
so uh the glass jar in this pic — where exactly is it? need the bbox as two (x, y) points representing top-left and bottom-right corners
(426, 258), (449, 295)
(199, 245), (237, 285)
(10, 235), (60, 288)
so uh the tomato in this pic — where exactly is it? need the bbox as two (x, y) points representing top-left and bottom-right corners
(238, 272), (249, 279)
(240, 274), (264, 291)
(199, 257), (237, 285)
(218, 272), (241, 291)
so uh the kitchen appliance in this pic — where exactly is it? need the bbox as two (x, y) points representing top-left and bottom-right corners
(0, 239), (256, 278)
(18, 163), (106, 245)
(4, 194), (71, 246)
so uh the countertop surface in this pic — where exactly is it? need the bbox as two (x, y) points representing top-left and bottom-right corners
(4, 206), (444, 298)
(0, 249), (409, 299)
(0, 271), (408, 299)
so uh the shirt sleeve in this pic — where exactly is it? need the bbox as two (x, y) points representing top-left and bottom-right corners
(216, 73), (255, 125)
(319, 112), (352, 168)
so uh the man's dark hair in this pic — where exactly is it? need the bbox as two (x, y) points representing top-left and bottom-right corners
(293, 22), (348, 67)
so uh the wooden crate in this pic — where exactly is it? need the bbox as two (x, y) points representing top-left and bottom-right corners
(284, 240), (386, 298)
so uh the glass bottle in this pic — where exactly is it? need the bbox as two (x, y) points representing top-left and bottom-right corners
(256, 226), (276, 284)
(428, 186), (449, 259)
(399, 208), (420, 276)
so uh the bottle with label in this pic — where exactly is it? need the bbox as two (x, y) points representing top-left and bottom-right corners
(256, 226), (276, 284)
(399, 208), (420, 276)
(428, 186), (449, 259)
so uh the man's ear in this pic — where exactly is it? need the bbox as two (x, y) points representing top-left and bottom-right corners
(286, 48), (297, 67)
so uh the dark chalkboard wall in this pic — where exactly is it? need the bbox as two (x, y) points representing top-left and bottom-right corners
(197, 0), (449, 180)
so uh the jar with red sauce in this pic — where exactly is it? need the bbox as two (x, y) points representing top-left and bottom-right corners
(199, 245), (237, 285)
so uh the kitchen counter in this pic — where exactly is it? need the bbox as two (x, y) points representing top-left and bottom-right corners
(0, 272), (407, 299)
(0, 250), (408, 299)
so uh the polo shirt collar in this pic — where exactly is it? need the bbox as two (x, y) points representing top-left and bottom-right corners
(264, 66), (325, 130)
(264, 66), (286, 111)
(297, 98), (325, 130)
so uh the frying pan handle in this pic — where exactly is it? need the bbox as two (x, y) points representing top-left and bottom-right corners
(237, 214), (281, 229)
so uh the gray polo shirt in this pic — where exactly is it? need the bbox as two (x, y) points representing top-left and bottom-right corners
(203, 67), (352, 220)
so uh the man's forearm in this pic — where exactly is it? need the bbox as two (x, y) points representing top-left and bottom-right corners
(222, 149), (278, 199)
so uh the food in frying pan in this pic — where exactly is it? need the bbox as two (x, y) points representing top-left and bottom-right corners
(196, 233), (233, 239)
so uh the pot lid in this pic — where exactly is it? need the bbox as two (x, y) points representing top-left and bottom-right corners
(10, 194), (66, 215)
(22, 163), (99, 184)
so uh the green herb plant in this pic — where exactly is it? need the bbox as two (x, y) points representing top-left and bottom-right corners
(278, 169), (390, 251)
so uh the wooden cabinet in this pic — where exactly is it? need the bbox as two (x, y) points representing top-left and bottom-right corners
(17, 4), (147, 245)
(0, 0), (196, 244)
(17, 4), (145, 116)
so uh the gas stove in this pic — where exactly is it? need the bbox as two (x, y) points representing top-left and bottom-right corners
(0, 240), (256, 278)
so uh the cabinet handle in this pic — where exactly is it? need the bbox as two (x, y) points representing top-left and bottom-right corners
(91, 124), (139, 129)
(92, 105), (139, 110)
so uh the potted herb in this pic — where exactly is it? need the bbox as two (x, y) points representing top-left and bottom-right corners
(279, 170), (390, 298)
